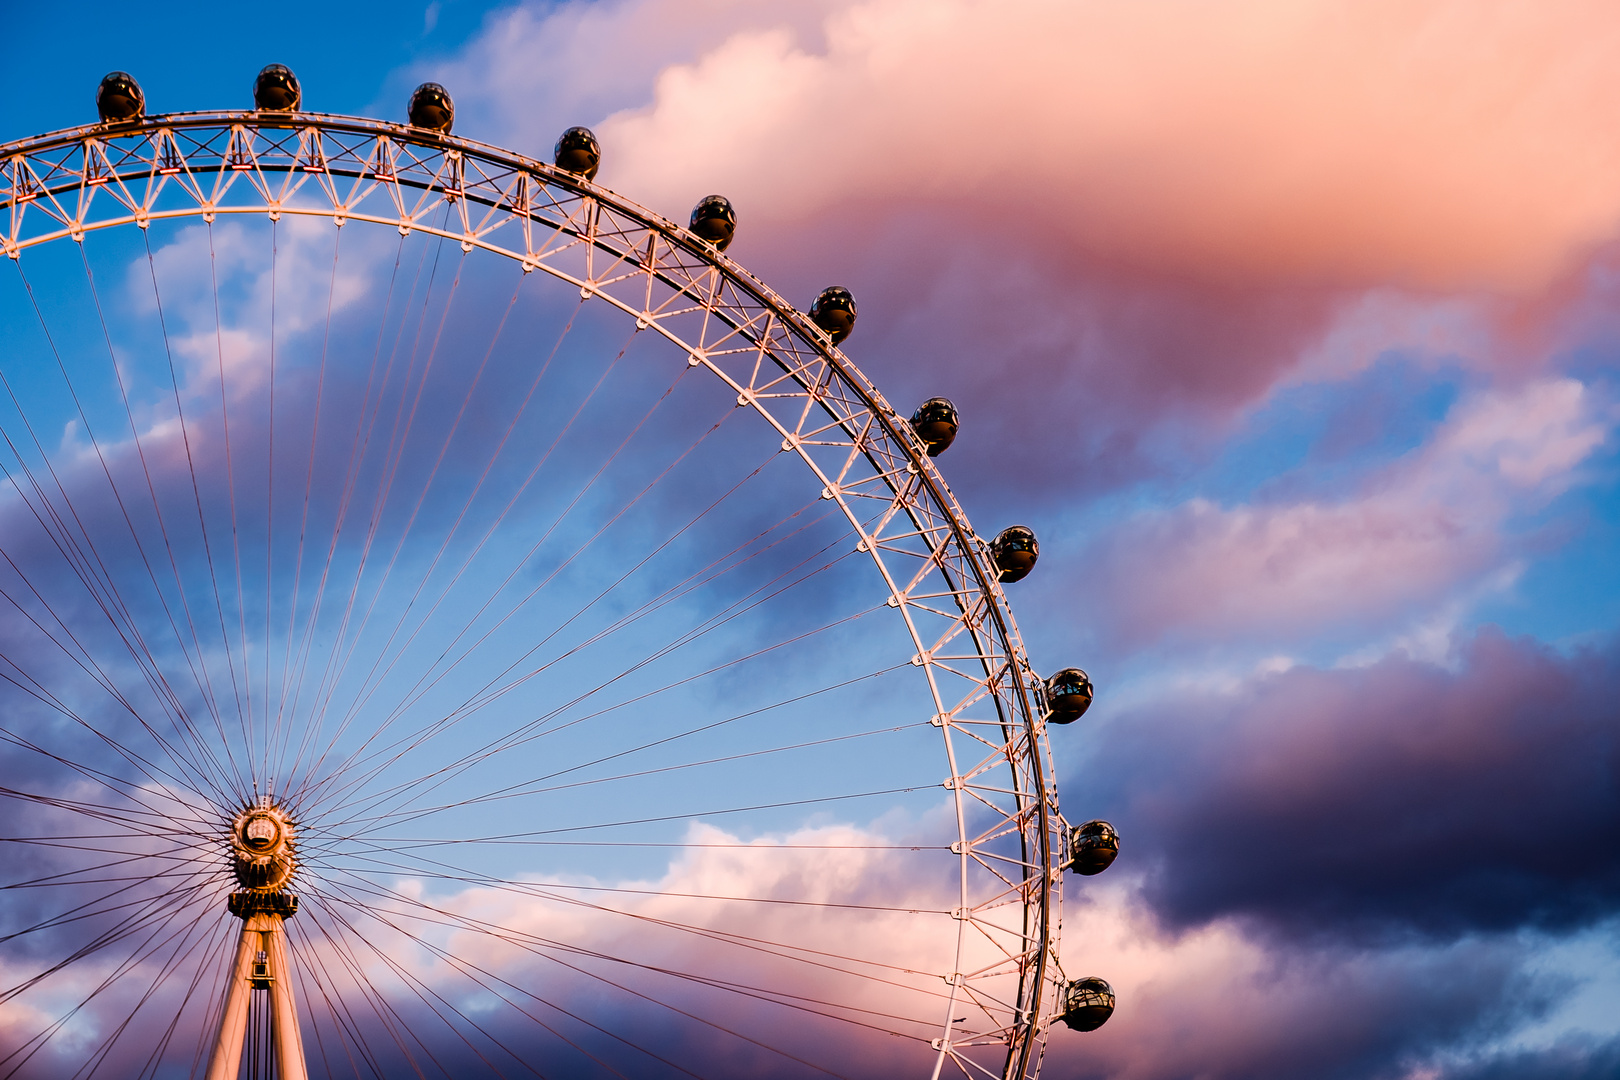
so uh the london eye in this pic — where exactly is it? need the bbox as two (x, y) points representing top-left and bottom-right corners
(0, 66), (1115, 1079)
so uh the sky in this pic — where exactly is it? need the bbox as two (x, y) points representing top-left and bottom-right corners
(0, 1), (1618, 1079)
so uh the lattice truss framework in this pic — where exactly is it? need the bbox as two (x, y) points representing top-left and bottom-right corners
(2, 113), (1073, 1080)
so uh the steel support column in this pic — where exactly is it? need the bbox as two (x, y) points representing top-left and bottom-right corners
(204, 893), (306, 1080)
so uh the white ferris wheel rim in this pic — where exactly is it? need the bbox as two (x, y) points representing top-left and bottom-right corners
(0, 108), (1066, 1080)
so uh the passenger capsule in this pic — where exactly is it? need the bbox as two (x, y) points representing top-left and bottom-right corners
(253, 64), (301, 111)
(1069, 820), (1119, 876)
(1044, 667), (1093, 724)
(690, 195), (737, 251)
(96, 71), (144, 123)
(990, 525), (1038, 583)
(909, 397), (958, 456)
(1061, 977), (1115, 1032)
(408, 82), (455, 133)
(554, 126), (601, 180)
(810, 286), (857, 345)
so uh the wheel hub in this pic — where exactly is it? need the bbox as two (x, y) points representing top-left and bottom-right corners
(230, 801), (297, 892)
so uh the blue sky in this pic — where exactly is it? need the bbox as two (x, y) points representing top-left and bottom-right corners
(1, 2), (1618, 1079)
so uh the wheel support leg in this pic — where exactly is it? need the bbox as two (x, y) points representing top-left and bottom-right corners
(203, 916), (260, 1080)
(204, 909), (307, 1080)
(267, 915), (308, 1079)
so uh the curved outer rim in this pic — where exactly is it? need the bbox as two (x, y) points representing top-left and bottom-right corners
(1, 110), (1066, 1079)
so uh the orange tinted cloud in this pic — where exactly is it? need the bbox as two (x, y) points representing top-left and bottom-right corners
(589, 0), (1620, 291)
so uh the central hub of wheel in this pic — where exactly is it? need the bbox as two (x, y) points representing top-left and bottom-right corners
(230, 801), (296, 892)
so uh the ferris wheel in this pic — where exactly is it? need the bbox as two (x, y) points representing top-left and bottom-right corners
(0, 65), (1122, 1080)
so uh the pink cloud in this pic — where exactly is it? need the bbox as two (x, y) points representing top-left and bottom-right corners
(1079, 377), (1609, 648)
(428, 0), (1620, 478)
(552, 0), (1620, 293)
(293, 818), (1000, 1077)
(293, 806), (1614, 1080)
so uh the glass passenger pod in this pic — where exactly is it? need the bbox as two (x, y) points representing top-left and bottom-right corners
(990, 525), (1038, 583)
(1061, 977), (1116, 1032)
(96, 71), (144, 123)
(253, 64), (301, 112)
(810, 286), (857, 344)
(909, 397), (958, 456)
(554, 126), (601, 180)
(1068, 819), (1119, 876)
(408, 82), (455, 134)
(1044, 666), (1093, 723)
(689, 194), (737, 251)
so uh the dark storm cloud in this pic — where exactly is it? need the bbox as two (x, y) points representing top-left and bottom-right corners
(1041, 929), (1566, 1080)
(1437, 1038), (1620, 1080)
(1077, 628), (1620, 942)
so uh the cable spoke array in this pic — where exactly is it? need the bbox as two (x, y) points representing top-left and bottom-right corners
(0, 113), (1068, 1080)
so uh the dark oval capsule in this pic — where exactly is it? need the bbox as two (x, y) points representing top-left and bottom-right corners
(554, 126), (601, 180)
(408, 82), (455, 133)
(1068, 819), (1118, 876)
(909, 397), (958, 456)
(990, 525), (1038, 583)
(253, 64), (301, 111)
(810, 286), (857, 345)
(1044, 667), (1093, 724)
(1061, 977), (1115, 1032)
(689, 195), (736, 251)
(97, 71), (144, 123)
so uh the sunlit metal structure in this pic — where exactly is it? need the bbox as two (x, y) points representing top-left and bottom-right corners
(205, 803), (305, 1080)
(0, 68), (1122, 1079)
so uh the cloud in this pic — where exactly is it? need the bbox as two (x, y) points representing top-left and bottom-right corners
(1437, 1039), (1620, 1080)
(561, 0), (1620, 293)
(132, 215), (372, 397)
(1074, 627), (1620, 942)
(1076, 377), (1609, 650)
(291, 813), (1620, 1080)
(427, 0), (1620, 505)
(290, 818), (974, 1077)
(1043, 884), (1574, 1080)
(3, 642), (1614, 1080)
(430, 0), (841, 137)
